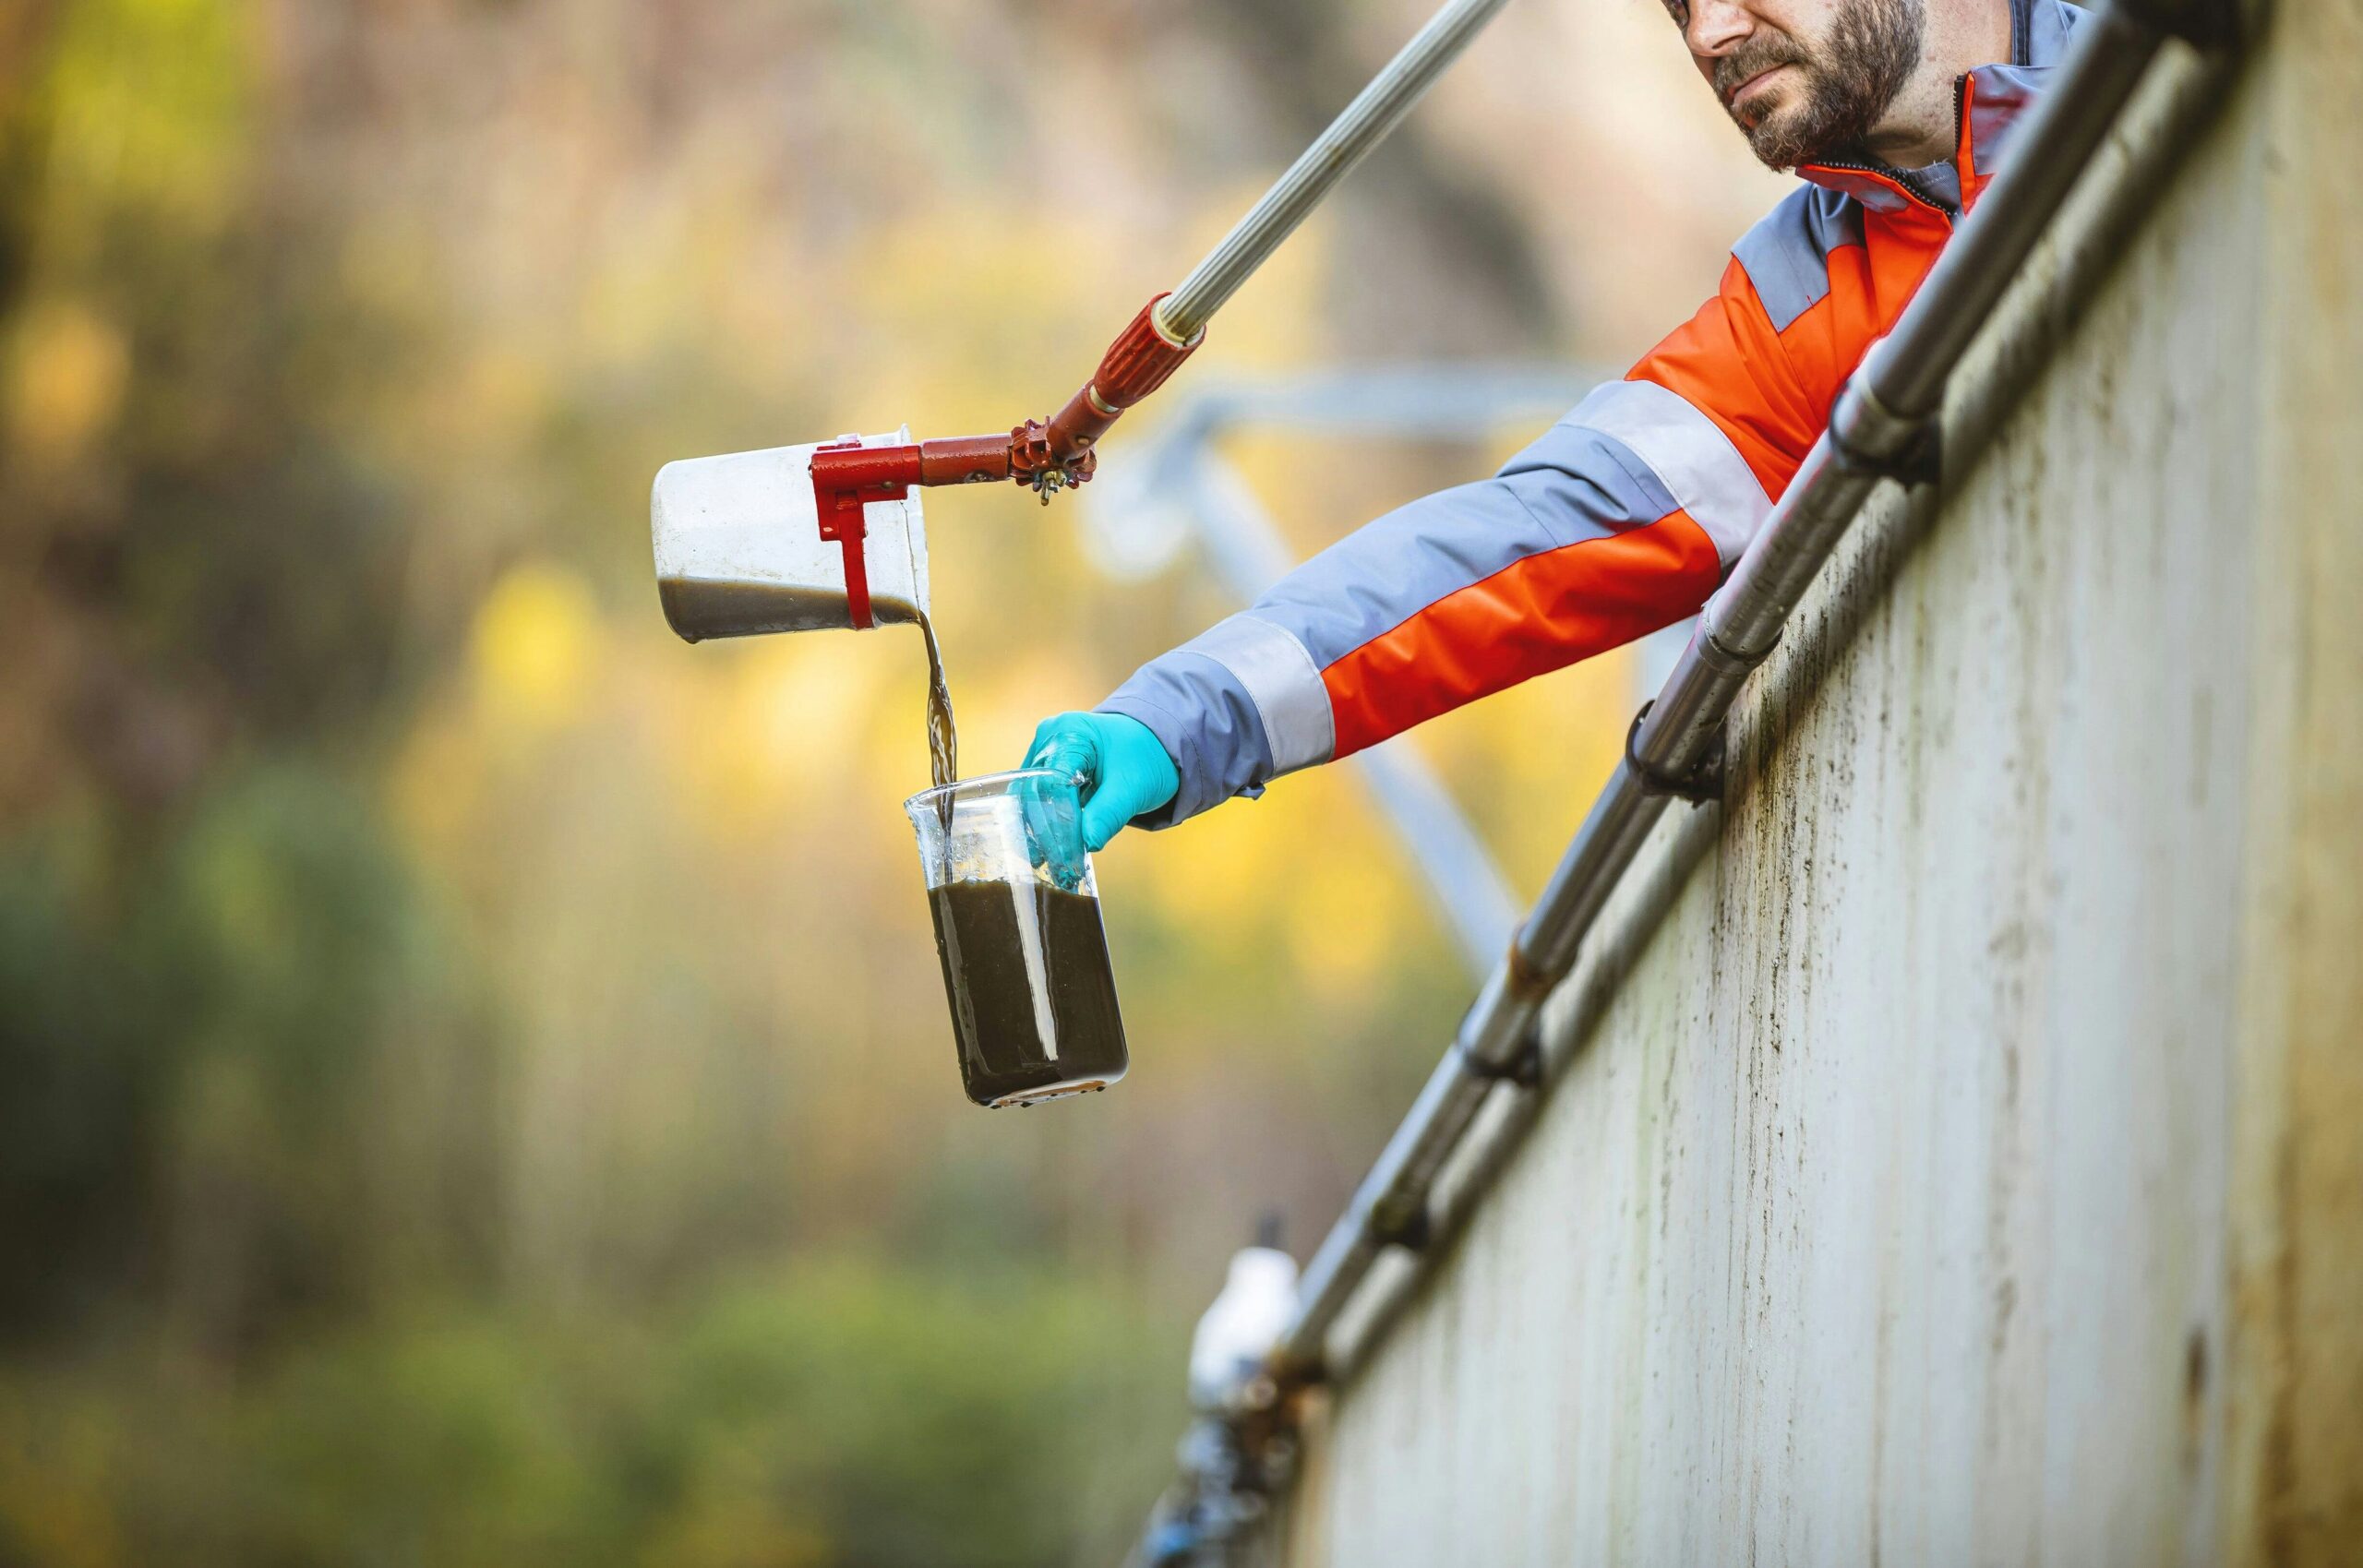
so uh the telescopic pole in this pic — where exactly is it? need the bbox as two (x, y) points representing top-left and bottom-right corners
(810, 0), (1521, 617)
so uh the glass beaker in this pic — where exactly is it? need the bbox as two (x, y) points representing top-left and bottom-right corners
(905, 769), (1130, 1108)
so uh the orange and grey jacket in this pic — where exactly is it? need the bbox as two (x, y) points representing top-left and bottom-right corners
(1100, 0), (2087, 827)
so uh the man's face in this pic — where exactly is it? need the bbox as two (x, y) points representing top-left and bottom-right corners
(1661, 0), (1928, 169)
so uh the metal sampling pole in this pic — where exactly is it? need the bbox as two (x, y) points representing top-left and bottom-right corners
(1158, 0), (1517, 341)
(808, 0), (1521, 575)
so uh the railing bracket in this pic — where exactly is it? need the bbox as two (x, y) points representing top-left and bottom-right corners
(1464, 1035), (1543, 1089)
(1830, 375), (1946, 487)
(1370, 1195), (1433, 1251)
(1625, 702), (1726, 806)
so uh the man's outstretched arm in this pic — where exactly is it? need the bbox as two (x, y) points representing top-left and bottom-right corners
(1037, 247), (1829, 838)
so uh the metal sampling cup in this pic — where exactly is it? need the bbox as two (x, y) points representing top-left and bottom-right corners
(905, 770), (1129, 1108)
(652, 428), (931, 640)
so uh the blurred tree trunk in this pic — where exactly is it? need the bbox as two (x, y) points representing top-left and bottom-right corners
(0, 3), (60, 327)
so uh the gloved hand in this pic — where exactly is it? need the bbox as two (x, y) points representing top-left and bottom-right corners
(1025, 712), (1180, 852)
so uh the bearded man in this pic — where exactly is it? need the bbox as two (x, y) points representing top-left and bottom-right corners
(1025, 0), (2083, 845)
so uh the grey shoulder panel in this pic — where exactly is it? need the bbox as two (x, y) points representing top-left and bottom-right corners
(1732, 186), (1865, 335)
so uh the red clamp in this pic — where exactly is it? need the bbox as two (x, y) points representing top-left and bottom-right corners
(810, 437), (923, 628)
(803, 294), (1207, 627)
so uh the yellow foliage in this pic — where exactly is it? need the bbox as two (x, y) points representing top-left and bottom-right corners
(1134, 785), (1269, 959)
(1286, 839), (1400, 1006)
(40, 0), (256, 236)
(388, 702), (484, 873)
(5, 299), (128, 466)
(1173, 185), (1333, 371)
(469, 563), (601, 734)
(642, 1499), (831, 1568)
(677, 635), (884, 840)
(450, 348), (556, 453)
(959, 642), (1095, 778)
(0, 1403), (124, 1568)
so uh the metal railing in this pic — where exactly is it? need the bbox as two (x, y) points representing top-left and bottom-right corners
(1282, 0), (2233, 1388)
(1129, 0), (2254, 1557)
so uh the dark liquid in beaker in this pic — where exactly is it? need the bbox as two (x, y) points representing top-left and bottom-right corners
(927, 880), (1128, 1107)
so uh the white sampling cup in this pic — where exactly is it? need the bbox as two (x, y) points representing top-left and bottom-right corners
(651, 428), (930, 640)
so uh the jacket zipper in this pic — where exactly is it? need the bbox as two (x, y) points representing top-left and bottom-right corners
(1804, 76), (1973, 220)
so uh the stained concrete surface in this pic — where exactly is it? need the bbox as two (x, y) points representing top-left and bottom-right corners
(1253, 6), (2360, 1562)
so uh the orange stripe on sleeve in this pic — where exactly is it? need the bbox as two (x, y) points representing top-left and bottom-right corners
(1321, 511), (1722, 760)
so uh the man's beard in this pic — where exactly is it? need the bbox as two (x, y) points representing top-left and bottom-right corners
(1714, 0), (1926, 169)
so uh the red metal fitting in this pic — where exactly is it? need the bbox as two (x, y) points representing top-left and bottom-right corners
(1041, 293), (1205, 471)
(810, 437), (923, 629)
(1007, 415), (1097, 492)
(807, 294), (1208, 592)
(916, 433), (1015, 487)
(1095, 293), (1205, 408)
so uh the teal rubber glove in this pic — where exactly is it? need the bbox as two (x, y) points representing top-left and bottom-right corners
(1025, 712), (1181, 852)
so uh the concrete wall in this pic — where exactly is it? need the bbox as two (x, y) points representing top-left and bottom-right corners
(1257, 7), (2361, 1564)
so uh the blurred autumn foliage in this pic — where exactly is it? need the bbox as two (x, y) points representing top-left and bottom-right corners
(0, 0), (1776, 1562)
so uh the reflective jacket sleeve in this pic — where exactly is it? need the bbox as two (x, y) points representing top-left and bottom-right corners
(1098, 253), (1823, 830)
